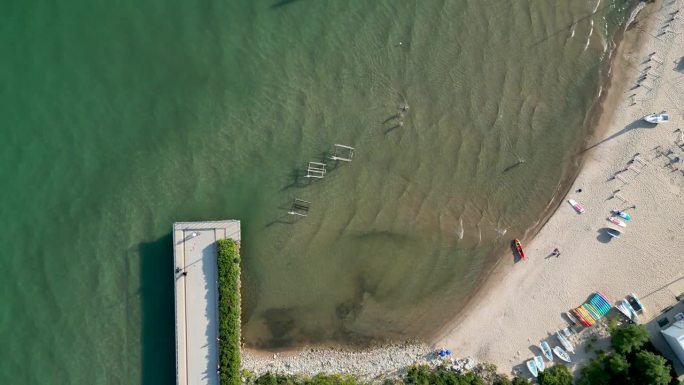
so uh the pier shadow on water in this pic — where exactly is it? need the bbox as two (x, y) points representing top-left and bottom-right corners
(280, 167), (310, 190)
(138, 233), (175, 385)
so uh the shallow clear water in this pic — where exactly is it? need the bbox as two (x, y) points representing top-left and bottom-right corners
(0, 0), (631, 383)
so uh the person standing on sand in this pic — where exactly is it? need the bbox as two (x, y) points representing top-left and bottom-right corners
(553, 248), (560, 257)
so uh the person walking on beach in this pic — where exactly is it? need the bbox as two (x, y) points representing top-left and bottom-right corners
(553, 248), (560, 257)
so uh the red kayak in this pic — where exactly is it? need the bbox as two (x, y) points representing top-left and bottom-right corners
(514, 239), (526, 260)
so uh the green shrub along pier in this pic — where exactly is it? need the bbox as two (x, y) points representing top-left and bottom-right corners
(217, 238), (241, 385)
(173, 221), (241, 385)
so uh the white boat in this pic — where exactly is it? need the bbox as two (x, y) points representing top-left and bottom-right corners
(565, 311), (578, 325)
(553, 346), (572, 363)
(644, 112), (670, 124)
(556, 331), (575, 354)
(568, 199), (585, 214)
(540, 341), (553, 361)
(628, 293), (645, 313)
(526, 359), (539, 377)
(624, 299), (640, 319)
(616, 300), (635, 321)
(534, 355), (545, 372)
(608, 216), (627, 227)
(619, 299), (640, 323)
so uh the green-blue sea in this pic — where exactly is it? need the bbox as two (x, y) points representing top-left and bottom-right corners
(0, 0), (634, 383)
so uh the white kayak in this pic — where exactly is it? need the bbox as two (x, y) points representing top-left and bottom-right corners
(534, 355), (545, 372)
(556, 331), (575, 354)
(540, 341), (553, 361)
(527, 359), (539, 377)
(608, 216), (627, 227)
(553, 346), (572, 363)
(568, 199), (585, 214)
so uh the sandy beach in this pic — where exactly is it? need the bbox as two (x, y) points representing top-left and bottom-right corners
(242, 0), (684, 380)
(435, 0), (684, 377)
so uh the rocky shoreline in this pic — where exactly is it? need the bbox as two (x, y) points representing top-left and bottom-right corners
(241, 343), (455, 381)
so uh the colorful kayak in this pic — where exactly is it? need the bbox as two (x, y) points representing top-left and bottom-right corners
(572, 309), (593, 327)
(526, 359), (539, 377)
(597, 292), (612, 306)
(540, 341), (553, 361)
(568, 199), (585, 214)
(590, 295), (611, 313)
(575, 307), (595, 326)
(514, 239), (525, 260)
(553, 346), (572, 363)
(584, 303), (602, 320)
(612, 209), (631, 221)
(534, 355), (545, 372)
(608, 216), (627, 227)
(572, 308), (592, 326)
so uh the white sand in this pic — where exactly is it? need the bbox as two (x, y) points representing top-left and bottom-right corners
(435, 0), (684, 377)
(242, 0), (684, 380)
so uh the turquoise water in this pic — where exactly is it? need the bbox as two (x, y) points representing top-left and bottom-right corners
(0, 0), (632, 383)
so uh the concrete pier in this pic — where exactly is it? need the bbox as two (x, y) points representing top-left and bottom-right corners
(173, 221), (240, 385)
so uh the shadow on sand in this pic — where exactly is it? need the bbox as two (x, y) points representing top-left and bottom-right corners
(582, 118), (656, 154)
(139, 233), (176, 384)
(596, 227), (617, 243)
(676, 56), (684, 72)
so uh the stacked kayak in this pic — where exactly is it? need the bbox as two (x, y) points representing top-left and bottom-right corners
(571, 292), (612, 327)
